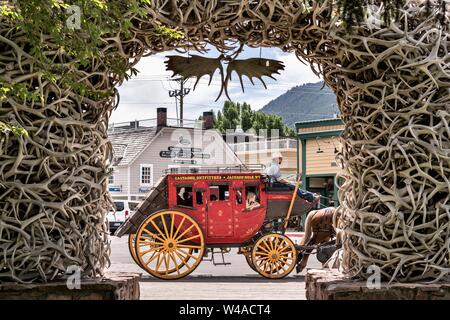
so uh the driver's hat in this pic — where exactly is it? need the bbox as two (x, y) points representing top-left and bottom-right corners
(272, 152), (283, 160)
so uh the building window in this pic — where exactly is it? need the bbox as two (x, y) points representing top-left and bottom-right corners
(168, 165), (180, 173)
(140, 164), (153, 186)
(108, 175), (114, 185)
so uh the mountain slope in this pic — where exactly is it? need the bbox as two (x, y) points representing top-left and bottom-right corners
(260, 81), (339, 127)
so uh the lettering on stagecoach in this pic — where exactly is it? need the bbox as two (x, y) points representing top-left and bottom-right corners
(173, 174), (260, 181)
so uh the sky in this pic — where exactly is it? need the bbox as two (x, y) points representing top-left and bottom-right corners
(111, 45), (321, 124)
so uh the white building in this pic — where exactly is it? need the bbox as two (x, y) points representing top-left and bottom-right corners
(108, 108), (243, 200)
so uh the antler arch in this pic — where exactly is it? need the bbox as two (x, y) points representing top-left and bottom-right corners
(1, 0), (450, 284)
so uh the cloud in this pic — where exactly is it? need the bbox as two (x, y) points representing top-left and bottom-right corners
(111, 46), (321, 123)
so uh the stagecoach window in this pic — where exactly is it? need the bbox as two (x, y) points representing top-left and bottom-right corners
(209, 185), (229, 201)
(176, 186), (193, 207)
(196, 191), (203, 205)
(245, 186), (260, 210)
(235, 189), (243, 204)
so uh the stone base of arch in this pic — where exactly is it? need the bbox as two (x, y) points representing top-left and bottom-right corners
(305, 269), (450, 300)
(0, 272), (141, 300)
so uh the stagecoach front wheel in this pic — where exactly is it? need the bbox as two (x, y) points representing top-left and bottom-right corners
(135, 210), (205, 280)
(252, 233), (297, 279)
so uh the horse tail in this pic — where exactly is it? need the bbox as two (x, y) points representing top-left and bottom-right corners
(300, 210), (317, 245)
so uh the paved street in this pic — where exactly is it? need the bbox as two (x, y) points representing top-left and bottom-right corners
(107, 236), (321, 300)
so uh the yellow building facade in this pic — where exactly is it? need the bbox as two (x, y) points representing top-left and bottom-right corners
(296, 118), (344, 207)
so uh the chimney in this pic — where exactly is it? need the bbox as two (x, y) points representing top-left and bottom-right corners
(203, 111), (214, 130)
(157, 108), (167, 130)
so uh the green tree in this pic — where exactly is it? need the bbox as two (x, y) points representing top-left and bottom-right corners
(0, 122), (28, 137)
(213, 101), (295, 137)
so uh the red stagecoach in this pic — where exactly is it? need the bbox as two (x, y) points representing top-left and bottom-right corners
(115, 165), (315, 279)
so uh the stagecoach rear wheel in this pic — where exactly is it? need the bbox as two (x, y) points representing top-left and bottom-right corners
(128, 233), (143, 268)
(252, 234), (297, 279)
(130, 233), (194, 273)
(135, 210), (205, 280)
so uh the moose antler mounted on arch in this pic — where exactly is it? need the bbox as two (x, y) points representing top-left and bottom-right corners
(164, 49), (285, 101)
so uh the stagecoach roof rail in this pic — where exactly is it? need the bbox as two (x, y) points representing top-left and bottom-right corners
(162, 164), (266, 174)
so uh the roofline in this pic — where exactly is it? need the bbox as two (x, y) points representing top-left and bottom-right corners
(297, 129), (343, 140)
(295, 118), (343, 129)
(123, 127), (244, 167)
(126, 127), (165, 166)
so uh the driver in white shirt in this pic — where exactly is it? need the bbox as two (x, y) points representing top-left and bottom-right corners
(265, 152), (320, 204)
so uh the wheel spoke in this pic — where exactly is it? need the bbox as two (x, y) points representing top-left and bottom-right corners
(176, 248), (198, 260)
(172, 216), (186, 240)
(268, 261), (276, 275)
(175, 250), (192, 267)
(274, 237), (279, 250)
(279, 255), (295, 261)
(254, 255), (269, 262)
(175, 223), (195, 241)
(177, 233), (201, 244)
(177, 244), (202, 249)
(279, 251), (294, 258)
(174, 250), (188, 265)
(142, 228), (165, 243)
(254, 249), (269, 257)
(150, 219), (167, 240)
(139, 245), (164, 255)
(264, 260), (271, 274)
(161, 214), (170, 239)
(258, 259), (269, 271)
(169, 252), (181, 275)
(163, 252), (170, 275)
(278, 244), (291, 254)
(138, 240), (161, 247)
(145, 250), (163, 265)
(262, 240), (271, 252)
(155, 251), (165, 272)
(257, 244), (270, 254)
(274, 260), (285, 274)
(170, 213), (175, 238)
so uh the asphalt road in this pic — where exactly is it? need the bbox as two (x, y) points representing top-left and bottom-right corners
(107, 235), (322, 300)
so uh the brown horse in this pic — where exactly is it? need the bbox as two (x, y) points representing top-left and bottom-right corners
(296, 207), (341, 273)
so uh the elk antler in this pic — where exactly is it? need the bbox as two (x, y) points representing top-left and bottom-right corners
(224, 58), (285, 100)
(164, 54), (224, 91)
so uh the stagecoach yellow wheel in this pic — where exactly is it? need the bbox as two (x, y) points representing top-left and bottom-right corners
(252, 233), (297, 279)
(240, 246), (257, 272)
(245, 253), (257, 271)
(135, 210), (205, 280)
(130, 233), (194, 273)
(128, 234), (144, 268)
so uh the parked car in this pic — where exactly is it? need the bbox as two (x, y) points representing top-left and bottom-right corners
(107, 200), (139, 234)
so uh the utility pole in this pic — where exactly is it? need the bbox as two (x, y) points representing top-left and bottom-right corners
(169, 77), (190, 126)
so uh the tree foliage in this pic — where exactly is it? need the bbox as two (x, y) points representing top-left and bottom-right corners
(0, 0), (181, 104)
(0, 121), (28, 137)
(211, 101), (296, 137)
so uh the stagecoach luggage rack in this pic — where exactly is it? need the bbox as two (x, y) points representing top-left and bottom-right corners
(162, 164), (266, 174)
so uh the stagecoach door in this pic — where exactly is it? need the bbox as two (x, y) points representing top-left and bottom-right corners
(206, 182), (234, 238)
